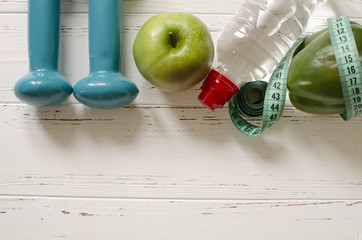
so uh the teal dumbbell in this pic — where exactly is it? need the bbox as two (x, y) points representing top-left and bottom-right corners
(73, 0), (139, 109)
(14, 0), (73, 107)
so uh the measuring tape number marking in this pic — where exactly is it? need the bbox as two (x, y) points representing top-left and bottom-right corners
(328, 16), (362, 121)
(229, 36), (306, 137)
(229, 16), (361, 137)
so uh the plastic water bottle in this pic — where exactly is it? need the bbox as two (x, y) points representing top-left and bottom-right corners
(198, 0), (327, 110)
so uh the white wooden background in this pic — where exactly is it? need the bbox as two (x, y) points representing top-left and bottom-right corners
(1, 0), (362, 239)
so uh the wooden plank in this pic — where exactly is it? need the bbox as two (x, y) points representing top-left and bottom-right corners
(1, 104), (362, 200)
(0, 197), (361, 240)
(1, 13), (362, 105)
(0, 0), (351, 16)
(0, 0), (245, 14)
(1, 1), (362, 239)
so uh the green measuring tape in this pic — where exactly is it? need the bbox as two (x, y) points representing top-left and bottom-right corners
(328, 16), (362, 120)
(229, 36), (306, 137)
(229, 16), (361, 137)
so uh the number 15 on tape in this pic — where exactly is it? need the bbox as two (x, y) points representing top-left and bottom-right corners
(328, 16), (362, 120)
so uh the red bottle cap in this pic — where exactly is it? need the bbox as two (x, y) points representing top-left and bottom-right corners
(198, 69), (239, 110)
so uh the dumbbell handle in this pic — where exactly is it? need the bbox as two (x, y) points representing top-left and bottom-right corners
(89, 0), (122, 73)
(28, 0), (60, 71)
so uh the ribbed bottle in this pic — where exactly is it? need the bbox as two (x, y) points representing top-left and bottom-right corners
(198, 0), (327, 110)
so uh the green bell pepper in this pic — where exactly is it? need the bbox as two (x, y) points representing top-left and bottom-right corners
(287, 21), (362, 114)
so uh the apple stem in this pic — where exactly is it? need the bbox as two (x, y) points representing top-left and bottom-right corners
(169, 32), (177, 48)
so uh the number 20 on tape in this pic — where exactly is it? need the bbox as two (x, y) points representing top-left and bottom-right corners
(328, 16), (362, 120)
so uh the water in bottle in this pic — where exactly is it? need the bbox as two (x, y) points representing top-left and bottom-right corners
(198, 0), (327, 110)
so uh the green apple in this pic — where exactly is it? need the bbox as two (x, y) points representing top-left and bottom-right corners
(133, 12), (214, 92)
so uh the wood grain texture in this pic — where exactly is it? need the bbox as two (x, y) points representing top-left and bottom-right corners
(1, 2), (361, 105)
(0, 0), (361, 16)
(1, 0), (362, 239)
(1, 197), (362, 240)
(1, 0), (357, 15)
(1, 104), (362, 200)
(3, 14), (359, 105)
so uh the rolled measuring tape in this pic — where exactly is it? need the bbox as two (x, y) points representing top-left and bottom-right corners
(229, 16), (361, 137)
